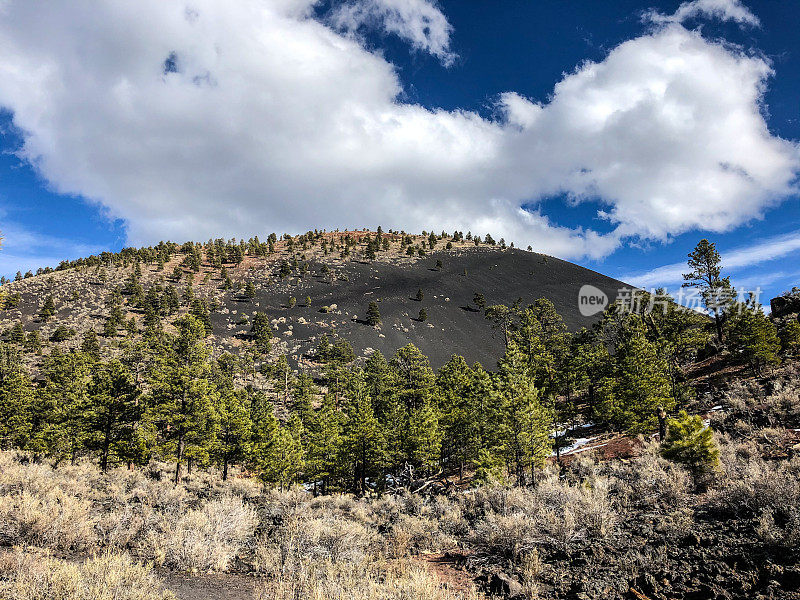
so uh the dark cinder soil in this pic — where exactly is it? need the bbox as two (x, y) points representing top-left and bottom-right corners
(160, 570), (259, 600)
(219, 247), (627, 368)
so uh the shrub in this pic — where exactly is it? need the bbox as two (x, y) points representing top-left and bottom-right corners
(142, 495), (257, 571)
(661, 411), (720, 479)
(0, 488), (94, 551)
(0, 551), (175, 600)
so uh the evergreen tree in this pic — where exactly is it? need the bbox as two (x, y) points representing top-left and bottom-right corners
(495, 343), (553, 484)
(661, 410), (720, 478)
(340, 375), (386, 495)
(39, 295), (56, 321)
(24, 330), (42, 355)
(250, 312), (273, 352)
(727, 296), (781, 375)
(436, 355), (481, 479)
(213, 388), (252, 481)
(0, 344), (34, 450)
(190, 298), (213, 336)
(407, 399), (442, 473)
(85, 360), (144, 471)
(366, 301), (381, 326)
(683, 239), (731, 343)
(418, 307), (427, 321)
(598, 317), (674, 432)
(254, 415), (304, 490)
(8, 322), (24, 344)
(34, 349), (92, 462)
(416, 288), (424, 302)
(780, 320), (800, 356)
(390, 344), (435, 410)
(304, 394), (342, 494)
(149, 315), (219, 484)
(81, 329), (101, 360)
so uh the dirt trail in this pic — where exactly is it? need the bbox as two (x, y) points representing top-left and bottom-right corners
(161, 571), (259, 600)
(418, 552), (485, 598)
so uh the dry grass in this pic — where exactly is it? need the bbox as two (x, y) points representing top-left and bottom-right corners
(0, 551), (174, 600)
(256, 558), (480, 600)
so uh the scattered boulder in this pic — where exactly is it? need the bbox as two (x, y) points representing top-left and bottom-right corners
(771, 289), (800, 318)
(487, 572), (525, 599)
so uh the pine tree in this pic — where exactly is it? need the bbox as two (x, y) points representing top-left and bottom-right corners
(407, 399), (442, 473)
(366, 301), (381, 326)
(418, 307), (427, 321)
(39, 295), (56, 322)
(34, 349), (93, 462)
(473, 293), (486, 311)
(598, 318), (674, 432)
(254, 415), (304, 490)
(727, 296), (781, 375)
(8, 322), (24, 344)
(436, 355), (482, 479)
(81, 329), (101, 360)
(683, 239), (731, 343)
(244, 281), (256, 300)
(213, 388), (252, 481)
(780, 320), (800, 356)
(390, 344), (435, 411)
(495, 343), (553, 484)
(24, 330), (41, 355)
(304, 394), (343, 494)
(0, 343), (34, 450)
(149, 315), (219, 484)
(416, 288), (424, 302)
(190, 298), (213, 336)
(661, 410), (719, 478)
(340, 375), (386, 495)
(85, 360), (143, 471)
(250, 312), (273, 352)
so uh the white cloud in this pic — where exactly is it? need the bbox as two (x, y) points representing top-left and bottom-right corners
(329, 0), (456, 65)
(624, 230), (800, 289)
(645, 0), (760, 27)
(0, 1), (795, 261)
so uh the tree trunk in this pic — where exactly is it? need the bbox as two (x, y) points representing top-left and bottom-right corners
(174, 431), (184, 485)
(101, 413), (113, 473)
(657, 407), (667, 443)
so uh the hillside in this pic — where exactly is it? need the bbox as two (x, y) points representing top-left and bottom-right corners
(0, 230), (627, 369)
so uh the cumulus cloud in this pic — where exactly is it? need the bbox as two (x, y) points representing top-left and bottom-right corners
(329, 0), (456, 65)
(645, 0), (760, 27)
(0, 0), (795, 260)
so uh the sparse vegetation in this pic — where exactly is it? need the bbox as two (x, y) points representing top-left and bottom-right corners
(0, 230), (798, 598)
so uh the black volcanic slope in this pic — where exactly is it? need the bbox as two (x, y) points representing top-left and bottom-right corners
(0, 241), (628, 370)
(227, 247), (626, 369)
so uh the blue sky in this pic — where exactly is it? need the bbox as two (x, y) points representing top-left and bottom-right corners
(0, 0), (798, 306)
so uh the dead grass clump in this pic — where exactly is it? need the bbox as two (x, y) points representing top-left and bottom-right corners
(467, 477), (616, 558)
(141, 495), (257, 572)
(254, 515), (379, 575)
(711, 441), (800, 519)
(608, 441), (691, 509)
(257, 558), (479, 600)
(0, 488), (94, 551)
(387, 514), (454, 557)
(0, 551), (174, 600)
